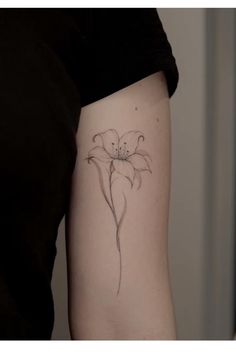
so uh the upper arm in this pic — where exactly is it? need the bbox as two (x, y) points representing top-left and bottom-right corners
(65, 71), (176, 339)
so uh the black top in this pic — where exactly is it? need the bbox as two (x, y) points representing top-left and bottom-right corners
(18, 8), (179, 107)
(66, 8), (179, 105)
(0, 8), (179, 340)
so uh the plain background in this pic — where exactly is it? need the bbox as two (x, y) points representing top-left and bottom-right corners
(51, 8), (236, 339)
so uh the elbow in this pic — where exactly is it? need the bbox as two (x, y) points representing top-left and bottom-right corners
(68, 308), (177, 340)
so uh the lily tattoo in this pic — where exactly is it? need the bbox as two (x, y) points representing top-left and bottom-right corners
(85, 129), (152, 295)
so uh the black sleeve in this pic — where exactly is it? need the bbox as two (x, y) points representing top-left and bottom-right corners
(69, 8), (179, 107)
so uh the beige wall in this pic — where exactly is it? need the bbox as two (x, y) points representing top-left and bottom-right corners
(52, 9), (208, 340)
(158, 9), (207, 339)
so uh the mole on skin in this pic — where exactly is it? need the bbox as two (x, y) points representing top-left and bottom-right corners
(135, 106), (138, 111)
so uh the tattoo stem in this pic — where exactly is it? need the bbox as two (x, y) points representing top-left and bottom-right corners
(87, 157), (127, 296)
(109, 161), (123, 296)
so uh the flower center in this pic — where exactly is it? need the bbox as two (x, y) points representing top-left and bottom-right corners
(118, 142), (129, 160)
(111, 142), (119, 158)
(111, 141), (130, 160)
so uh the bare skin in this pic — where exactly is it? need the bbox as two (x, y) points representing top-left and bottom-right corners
(65, 71), (177, 339)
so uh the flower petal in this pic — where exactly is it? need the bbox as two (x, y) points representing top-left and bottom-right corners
(135, 149), (152, 161)
(113, 159), (135, 187)
(88, 146), (112, 163)
(92, 129), (119, 158)
(134, 170), (142, 190)
(118, 130), (144, 157)
(127, 153), (152, 172)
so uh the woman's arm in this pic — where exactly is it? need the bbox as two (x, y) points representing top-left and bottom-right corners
(65, 70), (176, 339)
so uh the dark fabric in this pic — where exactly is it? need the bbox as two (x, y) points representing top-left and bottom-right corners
(14, 8), (179, 106)
(0, 11), (80, 339)
(67, 8), (180, 105)
(0, 8), (179, 339)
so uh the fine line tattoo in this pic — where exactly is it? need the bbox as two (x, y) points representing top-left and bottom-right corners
(84, 129), (152, 295)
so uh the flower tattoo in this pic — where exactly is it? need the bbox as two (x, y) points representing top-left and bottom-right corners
(85, 129), (152, 295)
